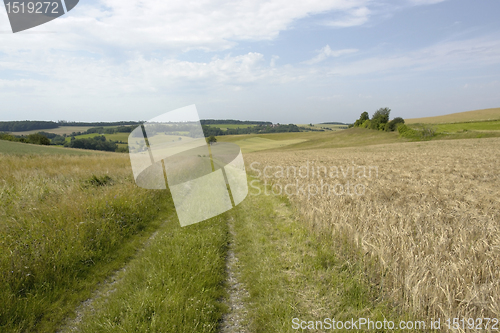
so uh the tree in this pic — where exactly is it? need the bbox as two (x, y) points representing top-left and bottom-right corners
(369, 107), (391, 130)
(27, 133), (50, 145)
(353, 111), (369, 127)
(206, 136), (217, 145)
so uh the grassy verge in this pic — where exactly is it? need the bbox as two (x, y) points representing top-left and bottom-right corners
(0, 154), (170, 332)
(228, 178), (416, 332)
(71, 214), (229, 333)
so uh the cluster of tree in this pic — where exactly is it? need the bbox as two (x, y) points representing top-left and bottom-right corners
(37, 131), (67, 145)
(0, 132), (51, 145)
(200, 119), (272, 126)
(298, 126), (326, 132)
(65, 135), (117, 152)
(0, 121), (58, 132)
(57, 120), (142, 127)
(202, 124), (300, 137)
(351, 108), (405, 132)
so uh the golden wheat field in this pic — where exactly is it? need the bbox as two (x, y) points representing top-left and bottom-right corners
(246, 137), (500, 326)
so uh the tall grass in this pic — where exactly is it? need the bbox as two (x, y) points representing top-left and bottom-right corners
(0, 154), (171, 332)
(247, 137), (500, 328)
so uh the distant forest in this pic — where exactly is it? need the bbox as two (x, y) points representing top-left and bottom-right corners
(0, 120), (272, 133)
(202, 124), (300, 136)
(0, 121), (59, 132)
(200, 119), (272, 126)
(0, 120), (142, 132)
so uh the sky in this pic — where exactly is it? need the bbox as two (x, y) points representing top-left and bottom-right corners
(0, 0), (499, 124)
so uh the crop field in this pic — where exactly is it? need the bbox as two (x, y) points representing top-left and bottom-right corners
(405, 107), (500, 124)
(231, 137), (307, 153)
(246, 136), (500, 325)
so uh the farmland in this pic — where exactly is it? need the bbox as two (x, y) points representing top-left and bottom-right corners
(204, 123), (259, 131)
(246, 136), (500, 324)
(1, 116), (500, 332)
(405, 107), (500, 124)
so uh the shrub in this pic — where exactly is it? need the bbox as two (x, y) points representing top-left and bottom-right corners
(386, 117), (405, 132)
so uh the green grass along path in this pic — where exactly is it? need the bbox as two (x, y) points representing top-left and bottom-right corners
(57, 178), (415, 332)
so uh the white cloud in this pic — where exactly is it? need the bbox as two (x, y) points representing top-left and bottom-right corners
(407, 0), (447, 5)
(304, 45), (358, 64)
(0, 0), (374, 53)
(325, 6), (371, 28)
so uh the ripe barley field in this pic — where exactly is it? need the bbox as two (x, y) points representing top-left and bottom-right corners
(246, 137), (500, 326)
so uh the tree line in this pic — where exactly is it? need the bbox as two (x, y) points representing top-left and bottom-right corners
(202, 124), (300, 137)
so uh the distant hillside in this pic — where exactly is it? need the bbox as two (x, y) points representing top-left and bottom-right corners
(200, 119), (272, 125)
(405, 107), (500, 124)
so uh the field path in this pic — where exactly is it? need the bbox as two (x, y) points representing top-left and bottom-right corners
(57, 229), (161, 333)
(219, 217), (250, 333)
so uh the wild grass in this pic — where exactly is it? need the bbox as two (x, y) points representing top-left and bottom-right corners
(246, 137), (500, 328)
(0, 154), (171, 332)
(227, 178), (414, 332)
(70, 214), (229, 333)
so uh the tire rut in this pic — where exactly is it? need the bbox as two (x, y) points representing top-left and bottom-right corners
(219, 217), (251, 333)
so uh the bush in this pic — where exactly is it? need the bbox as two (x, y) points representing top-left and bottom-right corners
(27, 133), (51, 145)
(385, 117), (405, 132)
(398, 124), (436, 140)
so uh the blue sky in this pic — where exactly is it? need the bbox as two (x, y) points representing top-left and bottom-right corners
(1, 0), (499, 123)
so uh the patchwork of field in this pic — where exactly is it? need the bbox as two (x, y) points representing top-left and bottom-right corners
(8, 126), (112, 136)
(204, 123), (259, 130)
(65, 132), (130, 143)
(405, 107), (500, 124)
(246, 137), (500, 323)
(298, 123), (349, 130)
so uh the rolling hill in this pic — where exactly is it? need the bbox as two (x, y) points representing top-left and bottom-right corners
(405, 107), (500, 124)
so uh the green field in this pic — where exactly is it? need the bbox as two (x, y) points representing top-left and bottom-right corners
(0, 140), (105, 155)
(204, 123), (259, 130)
(413, 119), (500, 133)
(65, 132), (130, 143)
(298, 123), (349, 130)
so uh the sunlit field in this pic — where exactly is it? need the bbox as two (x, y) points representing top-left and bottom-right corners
(0, 153), (171, 332)
(246, 137), (500, 323)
